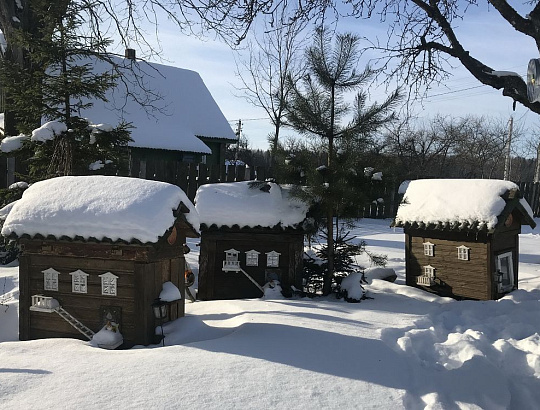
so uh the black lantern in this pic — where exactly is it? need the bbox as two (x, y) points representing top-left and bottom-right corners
(151, 298), (168, 346)
(152, 298), (168, 319)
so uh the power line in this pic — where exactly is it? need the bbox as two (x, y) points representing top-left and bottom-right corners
(427, 89), (499, 103)
(227, 117), (268, 123)
(426, 84), (485, 99)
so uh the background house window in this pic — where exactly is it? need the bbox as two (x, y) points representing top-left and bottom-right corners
(183, 153), (196, 163)
(457, 246), (470, 261)
(496, 252), (514, 292)
(266, 251), (281, 267)
(69, 269), (89, 294)
(245, 250), (260, 266)
(423, 242), (434, 257)
(99, 272), (119, 296)
(42, 268), (60, 291)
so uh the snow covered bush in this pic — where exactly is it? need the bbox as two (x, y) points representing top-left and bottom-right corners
(338, 272), (367, 302)
(25, 117), (132, 180)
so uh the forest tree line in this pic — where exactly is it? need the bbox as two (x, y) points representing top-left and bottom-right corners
(229, 113), (537, 186)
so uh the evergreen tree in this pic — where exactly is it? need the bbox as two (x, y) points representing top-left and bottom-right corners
(0, 0), (132, 180)
(284, 27), (399, 295)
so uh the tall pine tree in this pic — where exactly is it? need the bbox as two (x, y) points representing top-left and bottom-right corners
(284, 27), (400, 295)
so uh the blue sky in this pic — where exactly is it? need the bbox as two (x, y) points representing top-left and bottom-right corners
(126, 4), (538, 151)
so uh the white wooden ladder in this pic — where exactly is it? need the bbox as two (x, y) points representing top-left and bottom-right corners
(30, 295), (95, 340)
(239, 268), (265, 295)
(55, 307), (95, 340)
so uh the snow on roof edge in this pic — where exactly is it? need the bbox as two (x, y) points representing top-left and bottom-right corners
(2, 176), (200, 243)
(393, 179), (534, 231)
(195, 181), (309, 230)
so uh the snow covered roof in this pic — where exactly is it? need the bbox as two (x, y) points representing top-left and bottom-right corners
(195, 181), (309, 229)
(2, 176), (199, 243)
(79, 56), (237, 154)
(393, 179), (535, 232)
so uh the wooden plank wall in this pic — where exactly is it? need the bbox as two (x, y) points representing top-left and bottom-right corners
(25, 254), (138, 341)
(409, 235), (490, 300)
(198, 231), (303, 300)
(22, 252), (185, 345)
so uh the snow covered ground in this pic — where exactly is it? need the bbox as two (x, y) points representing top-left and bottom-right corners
(1, 219), (540, 409)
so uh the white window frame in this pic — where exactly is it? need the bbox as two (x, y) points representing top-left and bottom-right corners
(457, 245), (470, 261)
(99, 272), (118, 296)
(423, 242), (435, 257)
(245, 250), (260, 267)
(42, 268), (60, 291)
(266, 251), (281, 267)
(69, 269), (89, 294)
(496, 251), (514, 292)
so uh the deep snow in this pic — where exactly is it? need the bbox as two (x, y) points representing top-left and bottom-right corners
(395, 179), (534, 230)
(195, 181), (308, 228)
(1, 219), (539, 409)
(2, 176), (199, 242)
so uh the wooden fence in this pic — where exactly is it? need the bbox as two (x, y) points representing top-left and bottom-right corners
(10, 155), (540, 218)
(130, 159), (272, 201)
(516, 182), (540, 217)
(131, 158), (401, 219)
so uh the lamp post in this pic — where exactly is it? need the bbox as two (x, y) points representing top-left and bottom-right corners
(151, 298), (168, 346)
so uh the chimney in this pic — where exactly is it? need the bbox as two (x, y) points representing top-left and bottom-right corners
(125, 48), (136, 60)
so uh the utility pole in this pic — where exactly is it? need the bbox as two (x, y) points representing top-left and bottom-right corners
(235, 119), (242, 163)
(534, 141), (540, 183)
(504, 116), (513, 180)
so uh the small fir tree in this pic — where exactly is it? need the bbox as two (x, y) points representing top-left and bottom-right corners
(284, 27), (399, 295)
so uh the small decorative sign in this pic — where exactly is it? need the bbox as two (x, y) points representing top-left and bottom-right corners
(167, 226), (177, 245)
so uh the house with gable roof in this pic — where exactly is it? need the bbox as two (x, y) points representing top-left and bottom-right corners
(195, 181), (310, 300)
(3, 175), (199, 347)
(0, 52), (237, 187)
(392, 179), (536, 300)
(80, 52), (238, 169)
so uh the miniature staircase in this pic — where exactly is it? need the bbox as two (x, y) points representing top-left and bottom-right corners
(30, 295), (95, 340)
(55, 307), (95, 340)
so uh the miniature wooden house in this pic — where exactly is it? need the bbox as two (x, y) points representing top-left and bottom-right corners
(2, 176), (199, 347)
(392, 179), (536, 300)
(195, 181), (309, 300)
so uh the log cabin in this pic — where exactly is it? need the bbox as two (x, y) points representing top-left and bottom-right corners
(195, 181), (310, 300)
(392, 179), (536, 300)
(2, 176), (199, 347)
(81, 52), (238, 169)
(0, 52), (238, 188)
